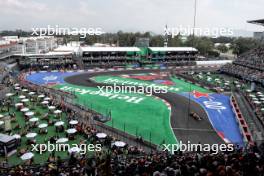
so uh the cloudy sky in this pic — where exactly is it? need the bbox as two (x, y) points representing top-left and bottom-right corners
(0, 0), (263, 35)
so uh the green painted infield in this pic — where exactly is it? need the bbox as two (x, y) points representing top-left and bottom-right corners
(92, 75), (211, 93)
(54, 83), (177, 146)
(170, 76), (211, 93)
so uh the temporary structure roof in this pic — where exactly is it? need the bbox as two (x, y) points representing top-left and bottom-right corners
(148, 47), (197, 52)
(81, 47), (140, 52)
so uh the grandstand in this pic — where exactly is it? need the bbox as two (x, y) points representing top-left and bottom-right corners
(248, 19), (264, 26)
(17, 52), (76, 70)
(146, 47), (198, 66)
(221, 18), (264, 84)
(81, 47), (141, 68)
(0, 35), (234, 71)
(214, 19), (264, 144)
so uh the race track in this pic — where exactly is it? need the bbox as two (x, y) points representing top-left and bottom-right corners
(64, 69), (223, 145)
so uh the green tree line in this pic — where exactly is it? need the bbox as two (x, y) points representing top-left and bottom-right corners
(1, 30), (263, 56)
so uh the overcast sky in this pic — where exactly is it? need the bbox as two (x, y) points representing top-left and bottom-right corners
(0, 0), (263, 35)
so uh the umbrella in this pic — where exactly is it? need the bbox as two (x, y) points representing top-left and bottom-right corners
(48, 106), (56, 110)
(54, 121), (64, 126)
(26, 132), (37, 138)
(56, 138), (69, 143)
(252, 98), (258, 101)
(29, 118), (39, 122)
(41, 101), (49, 105)
(249, 94), (256, 98)
(21, 108), (29, 112)
(15, 87), (20, 90)
(21, 99), (29, 102)
(38, 94), (45, 98)
(25, 112), (35, 117)
(13, 134), (21, 139)
(54, 110), (62, 114)
(68, 147), (80, 153)
(207, 77), (212, 81)
(38, 123), (48, 128)
(96, 133), (107, 139)
(14, 83), (20, 87)
(22, 89), (28, 92)
(6, 93), (14, 97)
(69, 120), (78, 125)
(15, 103), (23, 107)
(114, 141), (126, 147)
(28, 92), (35, 95)
(19, 95), (26, 99)
(44, 97), (51, 101)
(66, 128), (77, 134)
(20, 152), (34, 160)
(254, 101), (261, 105)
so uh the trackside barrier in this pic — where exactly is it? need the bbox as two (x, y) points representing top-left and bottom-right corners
(24, 64), (221, 77)
(230, 95), (254, 146)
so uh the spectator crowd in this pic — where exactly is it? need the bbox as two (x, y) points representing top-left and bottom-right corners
(221, 47), (264, 84)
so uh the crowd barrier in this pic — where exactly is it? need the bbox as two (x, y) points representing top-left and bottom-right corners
(21, 64), (221, 75)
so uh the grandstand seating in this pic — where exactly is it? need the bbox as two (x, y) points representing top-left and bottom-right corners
(219, 47), (264, 127)
(1, 144), (263, 175)
(221, 47), (264, 84)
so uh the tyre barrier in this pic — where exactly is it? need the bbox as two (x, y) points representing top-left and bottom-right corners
(230, 95), (254, 146)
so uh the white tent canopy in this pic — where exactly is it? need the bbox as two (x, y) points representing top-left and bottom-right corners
(54, 45), (80, 53)
(196, 60), (233, 66)
(148, 47), (197, 52)
(81, 47), (140, 52)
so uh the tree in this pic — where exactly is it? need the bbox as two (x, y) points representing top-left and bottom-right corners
(185, 36), (214, 55)
(230, 37), (261, 55)
(150, 35), (164, 46)
(211, 36), (234, 44)
(216, 44), (228, 53)
(168, 34), (183, 47)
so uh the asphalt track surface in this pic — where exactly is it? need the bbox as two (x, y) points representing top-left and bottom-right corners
(65, 69), (223, 145)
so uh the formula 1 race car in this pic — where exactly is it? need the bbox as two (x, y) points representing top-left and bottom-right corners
(190, 112), (202, 121)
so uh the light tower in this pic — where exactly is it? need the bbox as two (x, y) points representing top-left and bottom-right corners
(164, 24), (168, 47)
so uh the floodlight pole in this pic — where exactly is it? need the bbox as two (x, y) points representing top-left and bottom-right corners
(193, 0), (197, 34)
(164, 24), (168, 47)
(187, 0), (197, 142)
